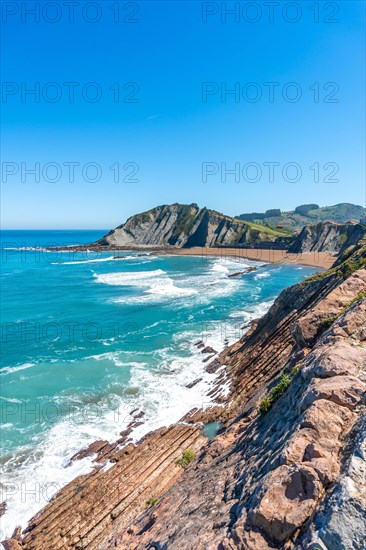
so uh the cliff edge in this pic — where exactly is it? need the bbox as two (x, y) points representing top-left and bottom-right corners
(95, 203), (290, 248)
(4, 239), (366, 550)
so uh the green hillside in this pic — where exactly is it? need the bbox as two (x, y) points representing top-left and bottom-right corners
(236, 203), (366, 231)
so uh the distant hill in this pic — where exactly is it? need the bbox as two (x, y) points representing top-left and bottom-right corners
(236, 203), (366, 231)
(95, 203), (290, 248)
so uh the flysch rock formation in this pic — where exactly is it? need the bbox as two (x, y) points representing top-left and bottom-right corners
(95, 203), (287, 248)
(288, 222), (366, 254)
(3, 240), (366, 550)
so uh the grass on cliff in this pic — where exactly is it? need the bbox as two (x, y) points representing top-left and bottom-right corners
(146, 498), (158, 507)
(259, 366), (300, 415)
(234, 218), (292, 238)
(176, 448), (195, 468)
(306, 244), (366, 282)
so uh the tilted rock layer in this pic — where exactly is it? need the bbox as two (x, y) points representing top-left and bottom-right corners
(111, 284), (366, 549)
(95, 203), (286, 248)
(4, 242), (366, 550)
(288, 222), (366, 254)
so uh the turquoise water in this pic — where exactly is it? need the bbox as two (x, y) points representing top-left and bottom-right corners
(0, 230), (317, 538)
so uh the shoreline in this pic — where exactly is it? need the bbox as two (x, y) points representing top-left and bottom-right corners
(46, 244), (335, 270)
(154, 247), (335, 269)
(4, 248), (358, 549)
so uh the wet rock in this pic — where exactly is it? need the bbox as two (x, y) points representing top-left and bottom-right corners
(201, 346), (217, 355)
(186, 378), (202, 389)
(227, 267), (257, 278)
(70, 440), (109, 461)
(205, 358), (221, 373)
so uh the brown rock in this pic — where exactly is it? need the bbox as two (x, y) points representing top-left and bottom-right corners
(201, 346), (217, 355)
(300, 375), (366, 412)
(2, 540), (22, 550)
(186, 378), (202, 388)
(249, 465), (322, 542)
(70, 440), (109, 461)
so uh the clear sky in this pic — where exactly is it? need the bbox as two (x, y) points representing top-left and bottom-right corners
(1, 0), (365, 229)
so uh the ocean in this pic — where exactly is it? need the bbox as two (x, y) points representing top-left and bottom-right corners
(0, 230), (317, 539)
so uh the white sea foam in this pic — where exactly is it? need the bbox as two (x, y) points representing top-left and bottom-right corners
(0, 363), (35, 376)
(0, 397), (23, 404)
(0, 254), (286, 540)
(254, 272), (271, 279)
(93, 269), (166, 286)
(52, 256), (115, 265)
(96, 268), (197, 303)
(146, 278), (197, 297)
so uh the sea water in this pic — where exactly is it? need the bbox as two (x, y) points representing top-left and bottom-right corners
(0, 230), (318, 539)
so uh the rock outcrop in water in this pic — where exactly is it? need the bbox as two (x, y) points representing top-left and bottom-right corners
(4, 239), (366, 550)
(95, 203), (289, 248)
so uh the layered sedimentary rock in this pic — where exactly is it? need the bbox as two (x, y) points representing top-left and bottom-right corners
(95, 203), (286, 248)
(5, 241), (366, 550)
(288, 221), (366, 254)
(109, 277), (366, 550)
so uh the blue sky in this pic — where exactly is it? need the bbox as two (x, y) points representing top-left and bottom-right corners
(1, 0), (365, 229)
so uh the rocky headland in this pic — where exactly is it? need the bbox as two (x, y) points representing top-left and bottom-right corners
(3, 233), (366, 550)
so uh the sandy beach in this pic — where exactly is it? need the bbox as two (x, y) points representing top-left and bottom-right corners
(156, 247), (335, 270)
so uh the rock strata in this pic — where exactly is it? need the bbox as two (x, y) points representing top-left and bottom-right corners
(6, 242), (366, 550)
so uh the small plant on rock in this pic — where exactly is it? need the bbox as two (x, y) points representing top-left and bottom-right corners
(259, 373), (292, 415)
(291, 364), (301, 375)
(259, 396), (272, 415)
(320, 315), (337, 330)
(146, 498), (157, 506)
(176, 448), (195, 468)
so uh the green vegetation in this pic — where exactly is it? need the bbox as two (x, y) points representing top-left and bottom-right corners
(346, 290), (366, 307)
(338, 233), (348, 246)
(176, 448), (195, 468)
(320, 315), (337, 329)
(259, 373), (293, 415)
(306, 242), (366, 283)
(259, 396), (273, 415)
(295, 204), (320, 216)
(233, 218), (292, 238)
(171, 206), (198, 240)
(320, 291), (366, 331)
(146, 498), (158, 506)
(336, 255), (366, 278)
(291, 364), (301, 375)
(236, 203), (366, 231)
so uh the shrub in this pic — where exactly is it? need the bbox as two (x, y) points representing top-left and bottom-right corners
(146, 498), (157, 506)
(291, 364), (301, 375)
(176, 449), (195, 468)
(269, 374), (291, 400)
(259, 374), (292, 415)
(259, 396), (272, 415)
(320, 315), (337, 329)
(265, 209), (281, 217)
(294, 204), (319, 216)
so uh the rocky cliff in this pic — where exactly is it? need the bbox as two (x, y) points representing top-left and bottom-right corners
(288, 222), (366, 254)
(4, 240), (366, 550)
(95, 203), (289, 248)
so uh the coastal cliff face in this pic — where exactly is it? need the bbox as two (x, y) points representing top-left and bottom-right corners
(95, 204), (365, 254)
(109, 260), (366, 549)
(95, 204), (287, 248)
(288, 222), (366, 254)
(5, 241), (366, 550)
